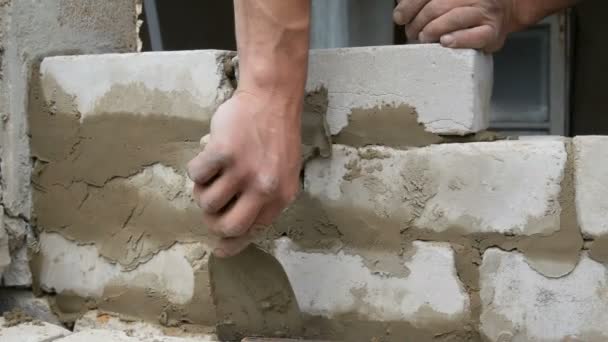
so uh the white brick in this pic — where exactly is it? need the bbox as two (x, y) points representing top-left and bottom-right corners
(307, 44), (492, 135)
(74, 311), (218, 342)
(37, 232), (207, 305)
(40, 50), (234, 120)
(480, 249), (608, 341)
(0, 318), (70, 342)
(57, 330), (141, 342)
(574, 136), (608, 237)
(58, 329), (217, 342)
(305, 142), (566, 235)
(273, 238), (469, 325)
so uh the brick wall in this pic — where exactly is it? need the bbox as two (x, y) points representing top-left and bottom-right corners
(19, 45), (608, 341)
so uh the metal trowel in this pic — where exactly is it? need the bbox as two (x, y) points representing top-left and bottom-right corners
(209, 244), (303, 341)
(198, 135), (303, 341)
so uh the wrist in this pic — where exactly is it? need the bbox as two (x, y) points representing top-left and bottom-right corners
(232, 89), (303, 125)
(239, 54), (308, 98)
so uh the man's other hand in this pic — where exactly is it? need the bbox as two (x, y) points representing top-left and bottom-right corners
(393, 0), (525, 53)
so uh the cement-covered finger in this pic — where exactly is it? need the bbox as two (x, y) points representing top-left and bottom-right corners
(210, 191), (265, 238)
(186, 148), (230, 185)
(195, 170), (242, 214)
(212, 223), (269, 258)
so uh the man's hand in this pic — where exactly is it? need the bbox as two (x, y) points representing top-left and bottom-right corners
(188, 91), (301, 258)
(393, 0), (579, 53)
(188, 0), (309, 258)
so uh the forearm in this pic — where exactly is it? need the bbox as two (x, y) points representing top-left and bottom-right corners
(513, 0), (580, 30)
(234, 0), (310, 103)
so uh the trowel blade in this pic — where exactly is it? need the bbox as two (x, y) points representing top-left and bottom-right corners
(209, 244), (303, 341)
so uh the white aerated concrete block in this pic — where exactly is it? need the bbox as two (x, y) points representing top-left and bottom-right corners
(480, 249), (608, 341)
(574, 136), (608, 237)
(58, 329), (217, 342)
(57, 330), (141, 342)
(37, 232), (205, 305)
(0, 318), (70, 342)
(307, 44), (492, 135)
(74, 311), (218, 342)
(305, 141), (566, 235)
(40, 50), (234, 120)
(273, 238), (469, 325)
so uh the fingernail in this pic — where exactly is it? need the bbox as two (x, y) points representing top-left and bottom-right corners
(441, 34), (455, 47)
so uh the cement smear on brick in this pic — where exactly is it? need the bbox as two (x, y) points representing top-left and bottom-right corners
(28, 74), (217, 325)
(333, 104), (504, 149)
(302, 88), (332, 161)
(29, 76), (211, 267)
(269, 140), (583, 340)
(589, 235), (608, 264)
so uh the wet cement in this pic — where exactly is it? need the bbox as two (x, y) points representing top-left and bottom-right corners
(589, 235), (608, 264)
(333, 104), (504, 149)
(267, 139), (584, 340)
(28, 63), (587, 340)
(28, 67), (332, 329)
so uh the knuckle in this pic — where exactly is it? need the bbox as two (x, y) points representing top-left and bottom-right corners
(223, 223), (248, 237)
(209, 150), (232, 167)
(254, 174), (279, 197)
(200, 198), (221, 213)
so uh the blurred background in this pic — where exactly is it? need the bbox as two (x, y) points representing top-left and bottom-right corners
(139, 0), (608, 137)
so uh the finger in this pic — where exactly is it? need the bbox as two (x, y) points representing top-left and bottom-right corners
(213, 225), (267, 258)
(407, 0), (467, 42)
(421, 7), (484, 43)
(196, 170), (242, 214)
(187, 148), (230, 185)
(207, 191), (265, 238)
(440, 24), (498, 52)
(393, 0), (430, 26)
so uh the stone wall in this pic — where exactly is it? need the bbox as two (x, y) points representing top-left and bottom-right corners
(21, 44), (608, 341)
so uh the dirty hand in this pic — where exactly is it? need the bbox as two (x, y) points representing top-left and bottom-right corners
(393, 0), (526, 52)
(187, 91), (301, 258)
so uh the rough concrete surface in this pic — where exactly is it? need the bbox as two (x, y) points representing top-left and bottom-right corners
(304, 142), (566, 237)
(306, 44), (493, 136)
(573, 136), (608, 238)
(74, 310), (217, 341)
(0, 288), (61, 325)
(273, 238), (469, 327)
(0, 0), (139, 286)
(39, 50), (235, 120)
(480, 249), (608, 341)
(29, 50), (232, 324)
(0, 316), (70, 342)
(33, 232), (215, 325)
